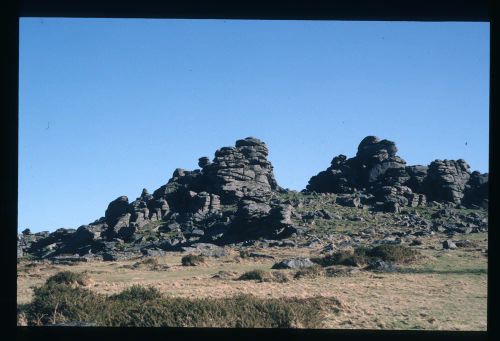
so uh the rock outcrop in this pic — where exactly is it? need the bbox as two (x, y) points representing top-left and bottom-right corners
(424, 159), (471, 204)
(306, 136), (488, 211)
(18, 135), (488, 261)
(19, 137), (297, 260)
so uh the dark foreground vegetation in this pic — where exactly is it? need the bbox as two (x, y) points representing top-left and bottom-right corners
(18, 271), (340, 327)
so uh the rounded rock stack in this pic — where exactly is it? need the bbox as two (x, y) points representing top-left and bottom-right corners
(203, 137), (279, 204)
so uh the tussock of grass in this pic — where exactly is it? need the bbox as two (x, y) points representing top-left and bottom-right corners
(367, 245), (419, 263)
(239, 250), (250, 258)
(109, 285), (162, 301)
(45, 271), (91, 286)
(140, 257), (159, 265)
(312, 245), (420, 267)
(20, 271), (338, 327)
(238, 269), (290, 283)
(311, 250), (367, 267)
(181, 254), (205, 266)
(294, 265), (324, 279)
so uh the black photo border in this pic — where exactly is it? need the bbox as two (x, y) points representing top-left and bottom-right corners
(3, 1), (496, 340)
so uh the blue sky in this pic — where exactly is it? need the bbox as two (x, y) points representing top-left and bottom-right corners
(19, 19), (489, 232)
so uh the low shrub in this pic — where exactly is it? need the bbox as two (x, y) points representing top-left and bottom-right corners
(311, 245), (420, 267)
(45, 271), (90, 286)
(140, 257), (159, 266)
(132, 258), (167, 270)
(238, 269), (267, 281)
(100, 294), (331, 328)
(294, 265), (324, 279)
(28, 281), (105, 325)
(366, 245), (419, 263)
(238, 270), (290, 283)
(239, 250), (250, 258)
(181, 254), (205, 266)
(270, 271), (291, 283)
(311, 250), (368, 267)
(109, 285), (162, 301)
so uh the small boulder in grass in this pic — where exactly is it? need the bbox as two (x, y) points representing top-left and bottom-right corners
(365, 260), (397, 272)
(272, 257), (315, 269)
(443, 239), (457, 250)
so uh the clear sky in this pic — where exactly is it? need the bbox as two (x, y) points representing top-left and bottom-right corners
(19, 18), (489, 232)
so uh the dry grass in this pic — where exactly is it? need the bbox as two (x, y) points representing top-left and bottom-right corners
(17, 232), (488, 330)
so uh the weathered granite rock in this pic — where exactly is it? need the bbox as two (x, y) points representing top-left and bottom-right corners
(307, 136), (408, 200)
(271, 258), (316, 269)
(335, 195), (361, 208)
(405, 165), (428, 193)
(462, 171), (488, 208)
(443, 239), (457, 250)
(102, 251), (141, 261)
(424, 159), (471, 204)
(306, 136), (487, 210)
(105, 196), (130, 227)
(365, 260), (397, 272)
(202, 137), (279, 203)
(181, 243), (228, 258)
(20, 136), (487, 261)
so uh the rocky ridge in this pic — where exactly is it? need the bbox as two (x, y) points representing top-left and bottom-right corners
(307, 136), (488, 212)
(18, 136), (488, 262)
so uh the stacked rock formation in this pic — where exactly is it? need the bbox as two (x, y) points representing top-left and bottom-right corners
(307, 136), (488, 211)
(18, 135), (488, 261)
(18, 137), (300, 260)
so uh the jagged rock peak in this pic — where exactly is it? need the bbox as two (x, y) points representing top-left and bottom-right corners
(356, 136), (398, 162)
(198, 157), (211, 168)
(235, 136), (268, 148)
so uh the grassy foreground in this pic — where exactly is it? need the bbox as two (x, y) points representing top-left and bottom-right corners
(17, 230), (487, 329)
(18, 272), (340, 327)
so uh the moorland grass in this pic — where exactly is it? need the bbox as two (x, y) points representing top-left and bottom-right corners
(238, 269), (290, 283)
(20, 271), (337, 327)
(294, 265), (325, 279)
(181, 254), (205, 266)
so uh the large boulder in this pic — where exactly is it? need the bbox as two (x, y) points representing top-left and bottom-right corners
(307, 136), (407, 194)
(405, 165), (428, 193)
(462, 171), (488, 208)
(104, 196), (130, 227)
(424, 159), (471, 204)
(221, 200), (300, 243)
(307, 155), (356, 193)
(271, 258), (316, 269)
(355, 136), (406, 185)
